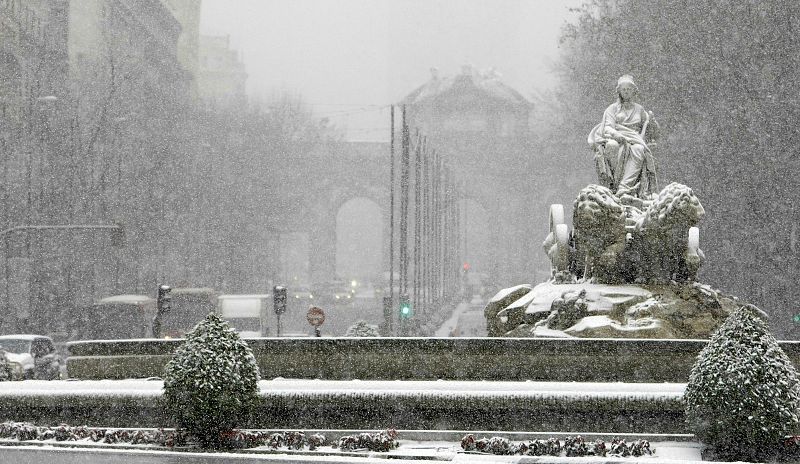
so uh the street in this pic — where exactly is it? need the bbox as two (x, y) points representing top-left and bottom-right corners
(435, 299), (489, 337)
(273, 295), (489, 338)
(275, 295), (385, 337)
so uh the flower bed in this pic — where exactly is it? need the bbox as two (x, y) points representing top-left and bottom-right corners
(460, 433), (654, 457)
(0, 421), (663, 459)
(0, 421), (397, 452)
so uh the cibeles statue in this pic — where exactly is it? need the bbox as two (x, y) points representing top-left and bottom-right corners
(587, 75), (660, 203)
(487, 76), (738, 339)
(542, 74), (705, 285)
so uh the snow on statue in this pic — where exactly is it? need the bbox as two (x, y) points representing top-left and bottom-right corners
(486, 75), (750, 339)
(587, 74), (659, 201)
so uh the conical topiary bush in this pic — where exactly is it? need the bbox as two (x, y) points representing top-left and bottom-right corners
(685, 305), (800, 461)
(163, 313), (260, 448)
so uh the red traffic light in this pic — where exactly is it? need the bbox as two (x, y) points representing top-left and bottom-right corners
(462, 262), (471, 271)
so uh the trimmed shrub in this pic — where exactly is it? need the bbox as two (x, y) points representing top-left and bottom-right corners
(685, 305), (800, 461)
(163, 313), (260, 448)
(344, 320), (380, 337)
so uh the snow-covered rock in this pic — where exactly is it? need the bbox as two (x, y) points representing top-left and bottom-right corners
(489, 281), (737, 339)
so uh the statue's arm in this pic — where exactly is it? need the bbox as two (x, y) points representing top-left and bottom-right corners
(601, 105), (624, 141)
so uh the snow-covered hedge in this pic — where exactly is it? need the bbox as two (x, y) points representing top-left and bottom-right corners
(163, 313), (260, 448)
(685, 305), (800, 461)
(69, 337), (735, 382)
(344, 320), (380, 337)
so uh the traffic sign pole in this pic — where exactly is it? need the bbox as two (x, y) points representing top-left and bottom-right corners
(273, 285), (287, 337)
(307, 306), (325, 337)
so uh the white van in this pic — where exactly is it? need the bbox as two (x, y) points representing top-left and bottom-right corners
(217, 294), (270, 337)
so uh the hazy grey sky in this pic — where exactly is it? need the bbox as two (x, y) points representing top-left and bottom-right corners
(200, 0), (582, 140)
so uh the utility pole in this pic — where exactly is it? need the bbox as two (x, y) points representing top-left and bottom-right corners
(412, 133), (422, 319)
(399, 106), (410, 317)
(387, 105), (395, 335)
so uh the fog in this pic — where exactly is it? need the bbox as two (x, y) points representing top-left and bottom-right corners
(200, 0), (582, 141)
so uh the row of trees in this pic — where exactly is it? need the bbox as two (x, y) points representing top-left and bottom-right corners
(540, 0), (800, 337)
(0, 48), (331, 336)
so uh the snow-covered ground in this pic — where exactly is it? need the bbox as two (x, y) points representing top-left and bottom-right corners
(436, 300), (489, 337)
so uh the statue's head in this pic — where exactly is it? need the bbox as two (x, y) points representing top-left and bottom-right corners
(616, 74), (638, 102)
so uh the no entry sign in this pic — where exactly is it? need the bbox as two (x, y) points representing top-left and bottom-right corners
(306, 306), (325, 327)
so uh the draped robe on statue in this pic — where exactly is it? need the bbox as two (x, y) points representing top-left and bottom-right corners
(587, 102), (658, 199)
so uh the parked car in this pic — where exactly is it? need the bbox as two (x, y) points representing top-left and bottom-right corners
(0, 335), (62, 380)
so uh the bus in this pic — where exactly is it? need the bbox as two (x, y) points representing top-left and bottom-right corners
(81, 287), (218, 340)
(80, 294), (157, 340)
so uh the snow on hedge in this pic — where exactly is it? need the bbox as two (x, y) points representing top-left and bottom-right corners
(685, 305), (800, 461)
(163, 312), (261, 447)
(0, 379), (685, 402)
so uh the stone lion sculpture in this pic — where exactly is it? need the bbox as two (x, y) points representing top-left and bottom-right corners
(543, 182), (705, 285)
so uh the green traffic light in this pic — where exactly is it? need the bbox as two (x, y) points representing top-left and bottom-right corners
(794, 314), (800, 323)
(399, 301), (412, 319)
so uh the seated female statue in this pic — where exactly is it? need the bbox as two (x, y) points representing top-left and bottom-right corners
(587, 75), (660, 200)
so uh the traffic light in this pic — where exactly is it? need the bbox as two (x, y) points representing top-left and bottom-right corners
(157, 284), (172, 312)
(152, 284), (171, 338)
(399, 294), (412, 320)
(793, 313), (800, 323)
(273, 285), (287, 315)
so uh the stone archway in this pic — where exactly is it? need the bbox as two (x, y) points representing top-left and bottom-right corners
(306, 141), (390, 286)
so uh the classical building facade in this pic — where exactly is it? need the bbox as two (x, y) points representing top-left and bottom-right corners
(197, 34), (247, 108)
(402, 65), (535, 285)
(67, 0), (189, 101)
(162, 0), (202, 95)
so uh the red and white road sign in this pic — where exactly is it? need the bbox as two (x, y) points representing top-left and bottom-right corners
(306, 306), (325, 327)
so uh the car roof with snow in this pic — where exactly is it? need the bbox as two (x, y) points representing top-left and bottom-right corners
(218, 294), (269, 300)
(96, 294), (154, 305)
